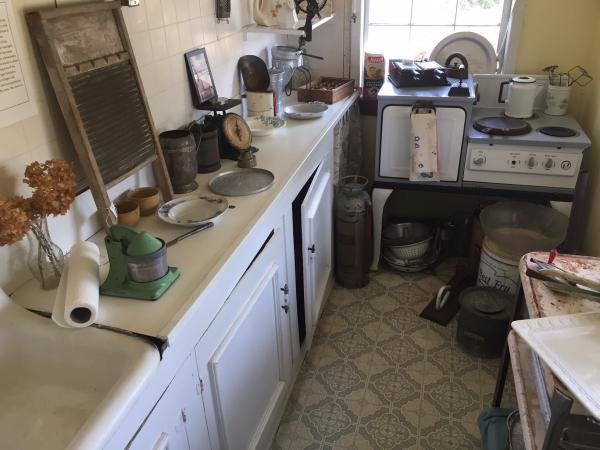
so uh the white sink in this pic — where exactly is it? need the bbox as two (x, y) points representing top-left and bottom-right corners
(0, 289), (160, 450)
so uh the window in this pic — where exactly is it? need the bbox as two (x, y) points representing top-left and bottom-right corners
(364, 0), (511, 61)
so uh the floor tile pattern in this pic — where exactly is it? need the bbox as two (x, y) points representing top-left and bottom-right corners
(273, 260), (517, 450)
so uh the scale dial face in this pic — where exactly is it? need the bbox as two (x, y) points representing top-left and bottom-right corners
(222, 113), (252, 151)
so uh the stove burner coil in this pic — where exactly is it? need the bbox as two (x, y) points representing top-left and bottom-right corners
(538, 126), (577, 138)
(473, 116), (532, 136)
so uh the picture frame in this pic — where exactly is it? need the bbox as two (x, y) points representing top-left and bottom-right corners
(185, 48), (218, 108)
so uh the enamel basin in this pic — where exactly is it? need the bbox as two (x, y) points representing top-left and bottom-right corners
(0, 289), (160, 449)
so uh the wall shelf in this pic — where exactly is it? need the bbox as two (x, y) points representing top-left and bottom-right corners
(242, 14), (335, 41)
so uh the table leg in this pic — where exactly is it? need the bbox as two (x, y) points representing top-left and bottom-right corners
(370, 188), (393, 271)
(492, 287), (525, 407)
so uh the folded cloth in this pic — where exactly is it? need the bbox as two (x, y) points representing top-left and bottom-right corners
(410, 106), (440, 182)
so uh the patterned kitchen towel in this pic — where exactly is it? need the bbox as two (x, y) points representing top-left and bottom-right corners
(410, 105), (440, 182)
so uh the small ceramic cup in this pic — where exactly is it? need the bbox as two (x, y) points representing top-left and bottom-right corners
(127, 187), (160, 216)
(115, 199), (140, 226)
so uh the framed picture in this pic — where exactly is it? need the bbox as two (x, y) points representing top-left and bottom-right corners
(185, 48), (218, 107)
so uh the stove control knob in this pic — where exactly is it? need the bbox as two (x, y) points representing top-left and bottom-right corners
(544, 158), (554, 169)
(473, 156), (486, 166)
(561, 160), (572, 170)
(527, 157), (536, 169)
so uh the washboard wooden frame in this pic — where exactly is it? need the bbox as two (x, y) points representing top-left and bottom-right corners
(26, 1), (173, 231)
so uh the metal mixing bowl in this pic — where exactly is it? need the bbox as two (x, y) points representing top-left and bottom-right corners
(383, 223), (433, 260)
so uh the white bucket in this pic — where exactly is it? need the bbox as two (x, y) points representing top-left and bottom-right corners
(477, 238), (520, 297)
(544, 84), (571, 116)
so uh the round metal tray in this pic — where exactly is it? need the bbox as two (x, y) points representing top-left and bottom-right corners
(208, 168), (275, 196)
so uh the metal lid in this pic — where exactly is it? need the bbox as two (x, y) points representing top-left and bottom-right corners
(512, 76), (536, 83)
(459, 287), (511, 314)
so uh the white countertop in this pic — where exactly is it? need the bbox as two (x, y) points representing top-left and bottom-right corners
(11, 93), (358, 348)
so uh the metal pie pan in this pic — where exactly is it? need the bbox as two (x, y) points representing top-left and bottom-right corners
(209, 168), (275, 196)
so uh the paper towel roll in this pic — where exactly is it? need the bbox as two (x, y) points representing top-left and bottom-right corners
(52, 242), (100, 328)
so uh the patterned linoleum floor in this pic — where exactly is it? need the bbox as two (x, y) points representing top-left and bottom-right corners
(272, 260), (517, 450)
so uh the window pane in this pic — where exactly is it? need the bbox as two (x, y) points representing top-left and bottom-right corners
(366, 26), (411, 60)
(411, 0), (458, 25)
(411, 26), (455, 59)
(368, 0), (412, 25)
(456, 0), (504, 25)
(454, 25), (500, 50)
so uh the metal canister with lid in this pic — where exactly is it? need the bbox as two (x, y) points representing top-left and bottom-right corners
(456, 286), (513, 357)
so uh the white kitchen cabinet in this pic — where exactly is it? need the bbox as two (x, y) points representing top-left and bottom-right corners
(195, 227), (293, 450)
(301, 156), (334, 338)
(127, 355), (210, 450)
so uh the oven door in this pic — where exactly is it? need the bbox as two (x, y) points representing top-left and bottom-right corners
(378, 105), (466, 182)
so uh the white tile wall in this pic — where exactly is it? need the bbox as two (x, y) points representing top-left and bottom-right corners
(0, 0), (286, 293)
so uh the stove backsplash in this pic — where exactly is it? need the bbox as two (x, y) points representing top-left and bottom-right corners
(474, 74), (549, 109)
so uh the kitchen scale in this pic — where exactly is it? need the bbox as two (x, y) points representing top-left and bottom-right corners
(100, 225), (180, 301)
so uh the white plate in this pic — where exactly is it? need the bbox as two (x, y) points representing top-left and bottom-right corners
(284, 102), (328, 120)
(245, 116), (286, 137)
(158, 195), (228, 227)
(430, 31), (497, 74)
(512, 312), (600, 420)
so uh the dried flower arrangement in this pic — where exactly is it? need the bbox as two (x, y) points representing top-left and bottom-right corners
(0, 160), (76, 289)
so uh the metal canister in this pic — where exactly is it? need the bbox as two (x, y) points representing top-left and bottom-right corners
(191, 122), (221, 173)
(159, 130), (198, 193)
(334, 176), (372, 288)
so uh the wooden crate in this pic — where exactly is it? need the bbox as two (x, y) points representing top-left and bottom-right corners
(297, 77), (355, 104)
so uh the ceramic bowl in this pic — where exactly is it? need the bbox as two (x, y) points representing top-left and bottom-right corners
(116, 199), (140, 226)
(127, 187), (160, 216)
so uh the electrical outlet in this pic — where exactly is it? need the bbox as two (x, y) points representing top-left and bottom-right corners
(121, 0), (140, 7)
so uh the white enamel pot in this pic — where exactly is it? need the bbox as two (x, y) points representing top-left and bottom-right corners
(498, 76), (543, 118)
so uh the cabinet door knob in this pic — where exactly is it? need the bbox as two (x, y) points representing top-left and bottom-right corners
(281, 284), (289, 295)
(281, 305), (289, 313)
(308, 244), (316, 253)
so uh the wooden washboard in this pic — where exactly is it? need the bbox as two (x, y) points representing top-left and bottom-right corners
(26, 2), (173, 230)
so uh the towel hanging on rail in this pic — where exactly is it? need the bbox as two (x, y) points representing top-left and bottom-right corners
(410, 104), (440, 182)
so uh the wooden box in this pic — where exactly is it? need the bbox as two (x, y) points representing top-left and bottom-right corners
(297, 77), (355, 104)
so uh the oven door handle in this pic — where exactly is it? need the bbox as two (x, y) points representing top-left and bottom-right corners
(411, 101), (436, 114)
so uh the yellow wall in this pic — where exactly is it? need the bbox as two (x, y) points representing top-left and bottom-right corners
(580, 23), (600, 255)
(514, 0), (600, 122)
(514, 0), (600, 255)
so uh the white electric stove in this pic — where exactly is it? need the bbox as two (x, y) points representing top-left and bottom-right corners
(463, 74), (591, 193)
(464, 108), (590, 192)
(370, 74), (592, 271)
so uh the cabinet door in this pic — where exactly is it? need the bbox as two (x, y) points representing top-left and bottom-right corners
(197, 229), (292, 450)
(128, 355), (210, 450)
(302, 160), (333, 332)
(379, 105), (465, 181)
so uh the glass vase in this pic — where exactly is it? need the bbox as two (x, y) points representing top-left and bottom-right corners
(27, 217), (64, 290)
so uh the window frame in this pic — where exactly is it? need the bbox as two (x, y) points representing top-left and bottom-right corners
(352, 0), (519, 83)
